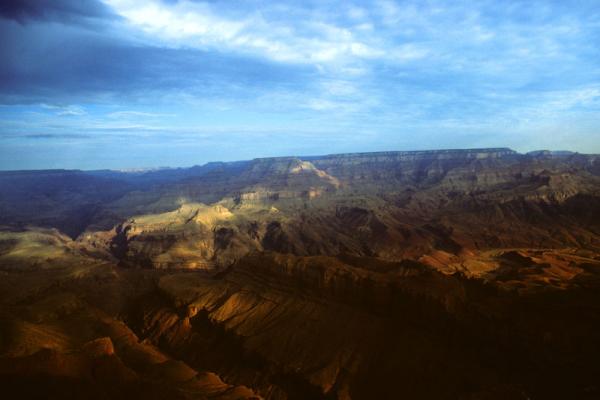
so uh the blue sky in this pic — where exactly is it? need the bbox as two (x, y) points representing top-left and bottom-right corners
(1, 0), (599, 170)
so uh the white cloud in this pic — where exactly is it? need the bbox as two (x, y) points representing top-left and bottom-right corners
(535, 87), (600, 113)
(40, 104), (87, 116)
(101, 0), (412, 69)
(347, 6), (368, 20)
(108, 111), (176, 119)
(388, 44), (429, 62)
(322, 80), (358, 96)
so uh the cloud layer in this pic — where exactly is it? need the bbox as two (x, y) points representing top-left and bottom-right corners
(1, 0), (599, 169)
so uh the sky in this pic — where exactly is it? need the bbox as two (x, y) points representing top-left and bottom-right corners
(0, 0), (599, 170)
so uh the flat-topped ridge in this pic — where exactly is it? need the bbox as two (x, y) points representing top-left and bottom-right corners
(251, 148), (517, 163)
(306, 147), (516, 160)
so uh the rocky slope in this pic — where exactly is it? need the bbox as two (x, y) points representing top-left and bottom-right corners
(0, 229), (260, 399)
(76, 148), (600, 271)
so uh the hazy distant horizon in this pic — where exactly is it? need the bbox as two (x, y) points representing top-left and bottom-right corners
(0, 145), (590, 172)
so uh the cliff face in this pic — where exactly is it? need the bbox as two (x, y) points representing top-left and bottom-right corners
(69, 148), (600, 271)
(0, 229), (260, 400)
(141, 253), (467, 399)
(136, 250), (600, 400)
(308, 148), (519, 186)
(3, 148), (600, 400)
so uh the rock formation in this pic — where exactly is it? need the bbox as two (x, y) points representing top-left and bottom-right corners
(1, 148), (600, 399)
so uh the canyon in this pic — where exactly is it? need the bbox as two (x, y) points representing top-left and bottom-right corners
(1, 148), (600, 399)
